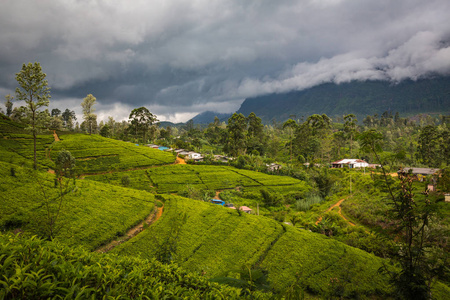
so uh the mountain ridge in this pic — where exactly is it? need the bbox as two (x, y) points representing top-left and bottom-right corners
(236, 76), (450, 123)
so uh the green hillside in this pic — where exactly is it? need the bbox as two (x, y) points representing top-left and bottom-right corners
(52, 133), (176, 174)
(0, 161), (156, 250)
(0, 233), (270, 299)
(237, 77), (450, 123)
(0, 117), (54, 169)
(0, 117), (175, 173)
(86, 164), (309, 195)
(113, 195), (393, 298)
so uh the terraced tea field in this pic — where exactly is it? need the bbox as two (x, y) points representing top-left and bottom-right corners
(52, 134), (176, 173)
(113, 195), (392, 297)
(0, 161), (156, 250)
(86, 164), (309, 195)
(0, 118), (54, 169)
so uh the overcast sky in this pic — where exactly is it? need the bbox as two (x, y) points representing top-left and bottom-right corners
(1, 0), (450, 123)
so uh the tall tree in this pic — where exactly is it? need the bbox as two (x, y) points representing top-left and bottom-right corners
(416, 125), (450, 167)
(283, 119), (297, 164)
(205, 116), (225, 145)
(4, 94), (14, 117)
(62, 109), (76, 130)
(246, 112), (266, 155)
(226, 113), (247, 157)
(15, 62), (51, 169)
(81, 94), (97, 135)
(51, 108), (61, 117)
(293, 114), (331, 163)
(128, 107), (158, 142)
(344, 114), (358, 157)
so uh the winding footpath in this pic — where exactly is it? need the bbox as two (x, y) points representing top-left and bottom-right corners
(315, 197), (355, 226)
(96, 201), (164, 253)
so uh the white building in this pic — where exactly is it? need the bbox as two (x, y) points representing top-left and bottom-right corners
(331, 159), (369, 168)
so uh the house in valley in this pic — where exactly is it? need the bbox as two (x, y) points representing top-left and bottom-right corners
(331, 159), (369, 169)
(188, 152), (203, 162)
(239, 206), (252, 214)
(267, 163), (282, 172)
(397, 167), (440, 182)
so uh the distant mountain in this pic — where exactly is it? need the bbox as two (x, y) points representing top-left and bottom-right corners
(190, 111), (232, 124)
(158, 121), (185, 128)
(237, 77), (450, 123)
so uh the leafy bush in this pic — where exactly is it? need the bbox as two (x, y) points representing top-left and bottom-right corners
(0, 233), (270, 299)
(296, 194), (323, 211)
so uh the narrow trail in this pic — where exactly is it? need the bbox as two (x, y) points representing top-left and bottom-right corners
(315, 197), (355, 226)
(95, 201), (164, 253)
(47, 130), (60, 173)
(175, 156), (186, 164)
(215, 190), (221, 199)
(53, 130), (60, 141)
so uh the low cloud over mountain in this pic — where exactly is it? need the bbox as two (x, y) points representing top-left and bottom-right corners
(1, 0), (449, 122)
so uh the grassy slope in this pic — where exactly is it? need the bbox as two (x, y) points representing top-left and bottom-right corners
(51, 133), (176, 174)
(0, 233), (270, 299)
(86, 164), (310, 196)
(0, 161), (156, 250)
(0, 118), (176, 173)
(113, 195), (393, 298)
(0, 118), (54, 169)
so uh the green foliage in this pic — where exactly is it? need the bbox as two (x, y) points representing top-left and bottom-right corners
(416, 124), (449, 167)
(128, 106), (158, 142)
(0, 233), (267, 299)
(113, 195), (396, 297)
(55, 149), (75, 177)
(121, 174), (130, 187)
(126, 164), (310, 195)
(51, 134), (175, 173)
(296, 194), (323, 211)
(260, 188), (283, 207)
(81, 94), (97, 135)
(0, 161), (156, 250)
(309, 167), (336, 198)
(226, 112), (247, 156)
(15, 62), (51, 169)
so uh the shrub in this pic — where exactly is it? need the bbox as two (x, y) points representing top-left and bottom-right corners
(296, 194), (323, 211)
(121, 175), (130, 187)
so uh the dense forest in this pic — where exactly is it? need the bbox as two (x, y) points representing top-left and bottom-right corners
(237, 77), (450, 123)
(1, 63), (449, 299)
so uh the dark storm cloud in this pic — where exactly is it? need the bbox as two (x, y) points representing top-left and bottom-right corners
(1, 0), (449, 122)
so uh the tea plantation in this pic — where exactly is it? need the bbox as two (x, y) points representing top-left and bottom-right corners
(0, 233), (271, 299)
(113, 195), (394, 298)
(86, 164), (310, 195)
(1, 117), (449, 299)
(52, 133), (176, 173)
(0, 117), (176, 173)
(0, 160), (156, 250)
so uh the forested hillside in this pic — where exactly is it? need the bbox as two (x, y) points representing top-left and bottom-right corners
(237, 77), (450, 123)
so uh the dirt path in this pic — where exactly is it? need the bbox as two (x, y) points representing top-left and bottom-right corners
(315, 197), (355, 226)
(53, 130), (60, 141)
(175, 156), (186, 164)
(95, 201), (164, 253)
(47, 131), (61, 173)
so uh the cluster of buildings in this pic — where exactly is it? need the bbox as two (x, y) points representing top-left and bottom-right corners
(210, 199), (253, 213)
